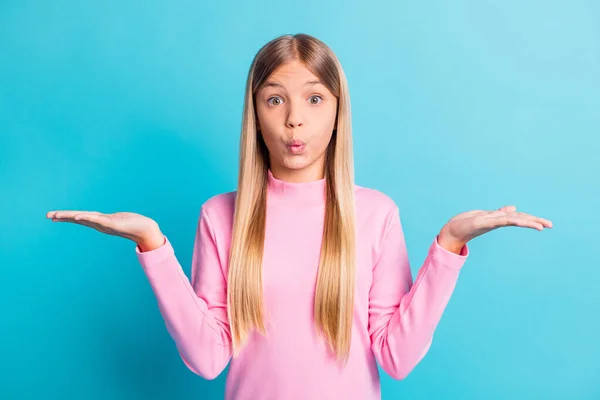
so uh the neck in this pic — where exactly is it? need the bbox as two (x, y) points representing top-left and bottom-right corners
(268, 162), (325, 183)
(266, 168), (327, 208)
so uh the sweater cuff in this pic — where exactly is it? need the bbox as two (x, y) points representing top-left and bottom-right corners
(135, 235), (174, 267)
(428, 235), (469, 270)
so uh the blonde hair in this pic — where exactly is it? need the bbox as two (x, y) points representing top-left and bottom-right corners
(227, 33), (356, 366)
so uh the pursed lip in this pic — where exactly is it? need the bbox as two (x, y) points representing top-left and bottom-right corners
(286, 139), (306, 146)
(286, 140), (307, 154)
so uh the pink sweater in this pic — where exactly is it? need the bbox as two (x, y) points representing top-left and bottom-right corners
(136, 169), (469, 400)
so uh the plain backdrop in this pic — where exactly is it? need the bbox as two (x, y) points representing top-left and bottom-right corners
(1, 0), (599, 398)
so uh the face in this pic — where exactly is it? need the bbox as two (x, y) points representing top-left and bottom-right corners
(255, 60), (338, 182)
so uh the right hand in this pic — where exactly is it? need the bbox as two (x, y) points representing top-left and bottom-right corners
(46, 210), (164, 250)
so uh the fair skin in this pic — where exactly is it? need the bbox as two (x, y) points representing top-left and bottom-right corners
(45, 61), (553, 253)
(255, 60), (337, 183)
(438, 205), (553, 253)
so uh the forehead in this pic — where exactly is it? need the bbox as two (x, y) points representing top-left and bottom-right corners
(269, 60), (316, 79)
(260, 61), (322, 91)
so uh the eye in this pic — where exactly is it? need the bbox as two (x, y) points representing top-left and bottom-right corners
(309, 95), (323, 105)
(267, 95), (323, 106)
(267, 96), (283, 106)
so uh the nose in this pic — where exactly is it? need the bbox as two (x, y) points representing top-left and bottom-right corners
(285, 99), (303, 129)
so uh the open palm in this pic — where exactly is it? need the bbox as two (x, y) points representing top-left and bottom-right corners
(46, 210), (159, 243)
(442, 205), (553, 244)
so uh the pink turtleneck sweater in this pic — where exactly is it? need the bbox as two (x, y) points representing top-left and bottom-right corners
(135, 169), (469, 400)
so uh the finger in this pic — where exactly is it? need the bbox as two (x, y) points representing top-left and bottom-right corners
(513, 212), (553, 229)
(72, 212), (100, 220)
(73, 212), (107, 224)
(499, 205), (517, 213)
(532, 217), (552, 228)
(59, 219), (98, 229)
(47, 210), (73, 219)
(484, 212), (536, 229)
(52, 213), (112, 233)
(50, 211), (89, 219)
(52, 211), (99, 220)
(503, 214), (546, 230)
(534, 216), (553, 228)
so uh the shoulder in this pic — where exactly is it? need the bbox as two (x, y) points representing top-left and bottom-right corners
(198, 190), (237, 232)
(354, 184), (399, 232)
(354, 184), (398, 214)
(201, 190), (237, 213)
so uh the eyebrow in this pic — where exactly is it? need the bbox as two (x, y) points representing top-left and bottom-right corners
(261, 79), (323, 90)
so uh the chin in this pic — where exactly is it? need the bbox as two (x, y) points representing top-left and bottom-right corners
(280, 157), (311, 170)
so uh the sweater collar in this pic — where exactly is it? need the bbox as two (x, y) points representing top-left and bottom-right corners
(266, 168), (327, 207)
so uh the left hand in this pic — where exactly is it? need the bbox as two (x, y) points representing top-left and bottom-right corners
(439, 205), (553, 250)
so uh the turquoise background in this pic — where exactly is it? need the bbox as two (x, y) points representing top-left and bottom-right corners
(2, 0), (599, 398)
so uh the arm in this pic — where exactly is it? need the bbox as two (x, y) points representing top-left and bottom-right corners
(368, 206), (468, 380)
(135, 207), (232, 380)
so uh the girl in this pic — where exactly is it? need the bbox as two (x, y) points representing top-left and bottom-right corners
(47, 33), (552, 400)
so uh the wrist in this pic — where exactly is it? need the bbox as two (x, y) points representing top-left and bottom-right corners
(437, 231), (466, 255)
(137, 228), (165, 252)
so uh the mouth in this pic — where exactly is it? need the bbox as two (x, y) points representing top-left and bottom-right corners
(286, 141), (306, 154)
(286, 144), (306, 154)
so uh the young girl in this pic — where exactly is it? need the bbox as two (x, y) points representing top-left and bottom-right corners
(47, 33), (552, 400)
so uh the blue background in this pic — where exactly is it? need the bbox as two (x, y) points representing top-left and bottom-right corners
(2, 0), (599, 398)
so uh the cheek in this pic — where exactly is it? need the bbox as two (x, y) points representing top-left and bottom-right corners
(256, 107), (278, 142)
(259, 129), (279, 155)
(259, 127), (280, 149)
(314, 131), (334, 153)
(314, 110), (336, 146)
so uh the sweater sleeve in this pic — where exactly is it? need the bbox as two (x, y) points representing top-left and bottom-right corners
(135, 207), (232, 380)
(368, 206), (468, 380)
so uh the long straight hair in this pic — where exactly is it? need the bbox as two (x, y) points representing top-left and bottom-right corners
(227, 33), (356, 366)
